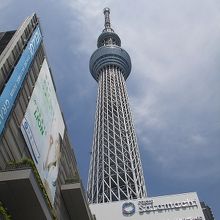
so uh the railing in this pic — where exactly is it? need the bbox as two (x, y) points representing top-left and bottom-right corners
(65, 175), (80, 185)
(5, 158), (56, 220)
(5, 162), (31, 171)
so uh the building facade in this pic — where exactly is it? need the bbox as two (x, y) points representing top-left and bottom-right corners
(0, 14), (93, 220)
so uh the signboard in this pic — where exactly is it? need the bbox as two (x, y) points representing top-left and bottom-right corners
(89, 192), (205, 220)
(21, 59), (65, 204)
(0, 25), (42, 134)
(137, 198), (198, 214)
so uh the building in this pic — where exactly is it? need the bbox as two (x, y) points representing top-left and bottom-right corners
(200, 202), (215, 220)
(0, 13), (93, 220)
(88, 8), (209, 220)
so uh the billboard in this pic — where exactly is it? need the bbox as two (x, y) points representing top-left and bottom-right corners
(21, 59), (65, 204)
(0, 25), (42, 134)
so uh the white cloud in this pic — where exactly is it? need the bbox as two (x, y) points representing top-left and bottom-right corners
(66, 0), (108, 53)
(124, 1), (220, 181)
(190, 134), (207, 146)
(0, 0), (11, 10)
(63, 0), (220, 182)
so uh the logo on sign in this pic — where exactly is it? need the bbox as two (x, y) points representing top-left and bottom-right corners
(122, 202), (135, 216)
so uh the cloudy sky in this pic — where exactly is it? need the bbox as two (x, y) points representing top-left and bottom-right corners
(1, 0), (219, 218)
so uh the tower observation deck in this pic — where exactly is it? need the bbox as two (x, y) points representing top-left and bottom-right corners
(88, 8), (147, 203)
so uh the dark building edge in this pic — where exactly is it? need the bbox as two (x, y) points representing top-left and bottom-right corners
(200, 202), (215, 220)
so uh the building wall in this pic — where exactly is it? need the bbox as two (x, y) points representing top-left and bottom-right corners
(0, 14), (43, 166)
(0, 31), (16, 56)
(200, 202), (215, 220)
(90, 192), (206, 220)
(0, 14), (79, 220)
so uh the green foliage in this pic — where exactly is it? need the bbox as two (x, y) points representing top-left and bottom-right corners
(0, 202), (12, 220)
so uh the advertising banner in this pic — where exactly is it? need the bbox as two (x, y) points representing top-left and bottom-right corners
(0, 25), (42, 134)
(21, 59), (65, 204)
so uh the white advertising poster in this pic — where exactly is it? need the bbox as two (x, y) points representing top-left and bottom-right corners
(21, 59), (65, 204)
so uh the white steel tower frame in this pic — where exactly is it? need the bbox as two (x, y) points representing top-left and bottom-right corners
(88, 8), (147, 204)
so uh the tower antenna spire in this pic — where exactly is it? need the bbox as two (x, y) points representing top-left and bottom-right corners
(88, 8), (147, 204)
(103, 7), (112, 31)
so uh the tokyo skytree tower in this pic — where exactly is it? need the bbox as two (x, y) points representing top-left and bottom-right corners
(87, 8), (147, 203)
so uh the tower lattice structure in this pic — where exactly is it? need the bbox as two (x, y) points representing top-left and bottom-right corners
(87, 8), (147, 204)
